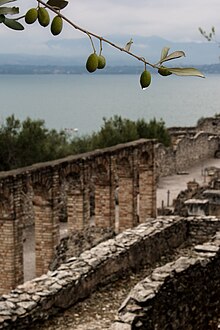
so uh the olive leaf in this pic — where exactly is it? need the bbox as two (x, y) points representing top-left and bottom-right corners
(199, 26), (215, 42)
(0, 0), (16, 6)
(0, 6), (18, 15)
(160, 47), (170, 62)
(3, 17), (24, 30)
(47, 0), (68, 10)
(168, 67), (205, 78)
(160, 51), (186, 64)
(124, 38), (133, 52)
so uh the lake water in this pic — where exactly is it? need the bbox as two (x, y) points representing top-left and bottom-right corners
(0, 73), (220, 135)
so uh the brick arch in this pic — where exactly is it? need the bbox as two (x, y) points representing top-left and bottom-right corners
(116, 156), (132, 177)
(0, 139), (156, 294)
(94, 163), (109, 183)
(139, 150), (151, 166)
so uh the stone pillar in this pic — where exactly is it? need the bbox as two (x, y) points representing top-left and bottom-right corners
(139, 150), (156, 221)
(92, 162), (111, 228)
(0, 219), (23, 294)
(0, 179), (23, 294)
(110, 157), (118, 231)
(33, 172), (60, 277)
(117, 157), (135, 232)
(34, 197), (57, 276)
(94, 184), (111, 228)
(118, 176), (134, 231)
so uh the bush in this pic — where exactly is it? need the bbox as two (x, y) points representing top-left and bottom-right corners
(0, 115), (171, 171)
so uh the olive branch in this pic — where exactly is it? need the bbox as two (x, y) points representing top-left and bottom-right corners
(0, 0), (205, 89)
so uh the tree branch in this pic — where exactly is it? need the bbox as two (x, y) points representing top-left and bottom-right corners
(37, 0), (156, 69)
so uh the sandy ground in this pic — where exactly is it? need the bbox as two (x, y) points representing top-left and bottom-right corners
(157, 157), (220, 209)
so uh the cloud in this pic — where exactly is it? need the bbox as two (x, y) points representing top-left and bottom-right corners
(1, 0), (220, 55)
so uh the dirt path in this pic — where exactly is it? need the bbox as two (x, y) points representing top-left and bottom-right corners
(157, 157), (220, 209)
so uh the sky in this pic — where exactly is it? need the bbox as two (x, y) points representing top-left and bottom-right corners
(0, 0), (220, 56)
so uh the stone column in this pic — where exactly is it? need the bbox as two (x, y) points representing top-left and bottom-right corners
(139, 149), (156, 221)
(0, 179), (23, 294)
(116, 156), (135, 232)
(118, 176), (134, 231)
(33, 171), (60, 277)
(92, 161), (111, 228)
(94, 184), (111, 228)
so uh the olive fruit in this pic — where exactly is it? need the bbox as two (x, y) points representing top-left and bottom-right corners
(25, 8), (38, 24)
(97, 55), (106, 69)
(86, 53), (99, 73)
(140, 70), (151, 89)
(51, 15), (63, 36)
(158, 66), (172, 76)
(38, 7), (50, 27)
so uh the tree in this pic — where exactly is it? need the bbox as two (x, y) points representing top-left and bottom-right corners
(136, 118), (171, 147)
(0, 0), (204, 88)
(0, 116), (71, 170)
(0, 115), (20, 169)
(91, 116), (138, 149)
(69, 116), (171, 153)
(0, 115), (171, 170)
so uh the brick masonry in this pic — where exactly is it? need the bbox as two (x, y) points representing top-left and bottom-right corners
(0, 139), (156, 294)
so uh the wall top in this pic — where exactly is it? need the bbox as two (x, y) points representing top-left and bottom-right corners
(0, 139), (155, 180)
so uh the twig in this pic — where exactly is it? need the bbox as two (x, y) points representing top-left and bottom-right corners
(37, 0), (156, 69)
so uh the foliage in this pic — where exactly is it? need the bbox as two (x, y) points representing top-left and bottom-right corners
(136, 118), (171, 146)
(70, 116), (171, 153)
(0, 115), (171, 171)
(199, 26), (216, 42)
(0, 115), (71, 170)
(199, 26), (220, 61)
(0, 0), (204, 87)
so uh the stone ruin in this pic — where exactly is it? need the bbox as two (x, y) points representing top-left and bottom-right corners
(0, 139), (156, 295)
(0, 216), (220, 329)
(1, 115), (220, 328)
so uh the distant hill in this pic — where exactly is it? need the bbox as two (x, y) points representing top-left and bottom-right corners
(0, 35), (219, 67)
(0, 63), (219, 75)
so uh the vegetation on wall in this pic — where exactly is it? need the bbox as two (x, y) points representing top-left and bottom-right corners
(0, 115), (171, 171)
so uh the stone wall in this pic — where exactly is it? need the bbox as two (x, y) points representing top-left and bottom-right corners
(197, 115), (220, 135)
(0, 139), (156, 294)
(168, 115), (220, 139)
(156, 132), (219, 177)
(114, 235), (220, 330)
(1, 216), (220, 329)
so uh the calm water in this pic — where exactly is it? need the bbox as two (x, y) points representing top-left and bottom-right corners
(0, 73), (220, 135)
